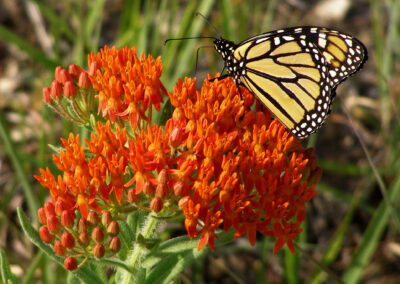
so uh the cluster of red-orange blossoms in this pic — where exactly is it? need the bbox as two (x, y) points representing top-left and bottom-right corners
(87, 45), (166, 129)
(168, 76), (322, 253)
(36, 46), (321, 271)
(35, 123), (126, 270)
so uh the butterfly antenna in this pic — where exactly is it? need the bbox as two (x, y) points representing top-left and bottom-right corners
(195, 12), (222, 38)
(164, 36), (216, 45)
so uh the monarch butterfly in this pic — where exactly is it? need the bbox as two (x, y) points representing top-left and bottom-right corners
(213, 26), (367, 138)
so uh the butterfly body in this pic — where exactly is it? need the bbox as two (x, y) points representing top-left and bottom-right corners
(213, 26), (367, 138)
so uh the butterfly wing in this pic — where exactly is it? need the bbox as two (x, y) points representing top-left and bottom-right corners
(231, 27), (367, 138)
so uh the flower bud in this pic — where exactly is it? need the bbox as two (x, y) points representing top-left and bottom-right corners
(127, 188), (139, 203)
(68, 64), (82, 79)
(56, 68), (71, 84)
(143, 181), (155, 196)
(78, 218), (88, 233)
(156, 182), (168, 198)
(157, 169), (168, 184)
(42, 87), (52, 103)
(93, 244), (105, 258)
(107, 221), (119, 236)
(91, 227), (104, 243)
(79, 232), (90, 246)
(109, 237), (121, 253)
(39, 226), (54, 243)
(44, 201), (55, 216)
(47, 215), (60, 233)
(101, 211), (112, 227)
(172, 108), (184, 123)
(38, 207), (47, 225)
(169, 127), (183, 148)
(150, 197), (163, 213)
(54, 241), (66, 256)
(61, 210), (75, 228)
(55, 200), (66, 216)
(50, 81), (63, 99)
(87, 211), (99, 225)
(61, 232), (75, 249)
(64, 257), (77, 271)
(54, 66), (62, 81)
(173, 181), (185, 196)
(88, 61), (100, 77)
(78, 72), (91, 88)
(63, 81), (77, 98)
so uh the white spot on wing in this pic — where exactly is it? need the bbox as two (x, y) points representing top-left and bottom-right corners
(318, 38), (327, 48)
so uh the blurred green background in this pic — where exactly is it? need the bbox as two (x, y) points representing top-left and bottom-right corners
(0, 0), (399, 283)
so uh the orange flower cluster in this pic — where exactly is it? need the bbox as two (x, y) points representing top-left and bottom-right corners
(88, 46), (166, 129)
(168, 76), (321, 253)
(35, 123), (126, 269)
(36, 46), (321, 271)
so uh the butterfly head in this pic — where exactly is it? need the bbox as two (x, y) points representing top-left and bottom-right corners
(214, 38), (235, 61)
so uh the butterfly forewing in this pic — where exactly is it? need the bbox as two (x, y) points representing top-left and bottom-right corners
(215, 26), (367, 138)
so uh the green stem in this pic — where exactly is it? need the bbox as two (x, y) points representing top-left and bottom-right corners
(119, 214), (160, 283)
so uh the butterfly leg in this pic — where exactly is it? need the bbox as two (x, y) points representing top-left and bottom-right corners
(208, 74), (228, 82)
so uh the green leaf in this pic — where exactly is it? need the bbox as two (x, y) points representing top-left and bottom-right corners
(17, 208), (104, 284)
(145, 248), (207, 284)
(143, 230), (234, 268)
(342, 174), (400, 284)
(0, 114), (39, 223)
(0, 250), (20, 284)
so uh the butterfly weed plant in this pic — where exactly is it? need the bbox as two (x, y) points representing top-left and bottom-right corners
(22, 45), (321, 282)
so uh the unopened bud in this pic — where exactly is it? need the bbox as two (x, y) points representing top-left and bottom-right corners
(127, 188), (139, 203)
(78, 72), (91, 88)
(54, 241), (66, 256)
(107, 221), (119, 236)
(87, 211), (99, 225)
(44, 201), (55, 216)
(56, 68), (71, 84)
(61, 210), (75, 228)
(64, 257), (77, 271)
(169, 127), (183, 148)
(50, 81), (63, 99)
(39, 226), (54, 243)
(93, 244), (105, 258)
(78, 218), (88, 233)
(173, 181), (185, 196)
(91, 227), (104, 243)
(88, 61), (100, 77)
(101, 211), (112, 227)
(55, 200), (66, 216)
(157, 169), (168, 184)
(150, 197), (163, 213)
(42, 87), (52, 103)
(63, 81), (77, 98)
(61, 232), (75, 249)
(47, 215), (60, 233)
(38, 207), (47, 225)
(109, 237), (121, 253)
(156, 182), (168, 198)
(68, 64), (83, 79)
(143, 181), (155, 196)
(79, 232), (90, 246)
